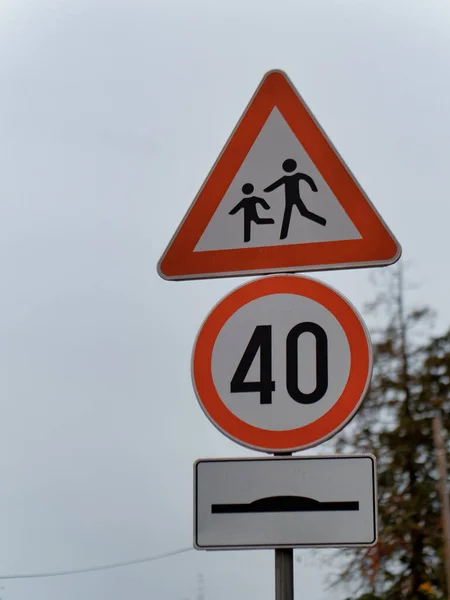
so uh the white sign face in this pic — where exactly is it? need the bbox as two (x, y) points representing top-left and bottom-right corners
(195, 108), (362, 252)
(192, 275), (372, 453)
(212, 293), (351, 431)
(194, 455), (377, 550)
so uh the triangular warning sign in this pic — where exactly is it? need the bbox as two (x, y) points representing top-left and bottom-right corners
(157, 69), (401, 281)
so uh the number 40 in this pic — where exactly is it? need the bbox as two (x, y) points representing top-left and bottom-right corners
(230, 323), (328, 406)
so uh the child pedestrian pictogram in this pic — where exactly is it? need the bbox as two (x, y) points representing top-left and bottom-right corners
(229, 183), (274, 243)
(264, 159), (326, 239)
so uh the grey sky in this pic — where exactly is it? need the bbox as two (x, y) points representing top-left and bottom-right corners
(1, 0), (450, 598)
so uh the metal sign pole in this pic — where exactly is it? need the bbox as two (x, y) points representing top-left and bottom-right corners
(275, 452), (294, 600)
(275, 548), (294, 600)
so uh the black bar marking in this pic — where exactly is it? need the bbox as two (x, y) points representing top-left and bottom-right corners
(211, 495), (359, 514)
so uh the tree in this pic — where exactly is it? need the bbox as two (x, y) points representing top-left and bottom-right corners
(332, 264), (450, 600)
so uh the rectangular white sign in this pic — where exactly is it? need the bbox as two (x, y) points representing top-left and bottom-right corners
(194, 455), (377, 550)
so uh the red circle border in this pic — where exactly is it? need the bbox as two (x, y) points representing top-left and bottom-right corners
(192, 275), (372, 452)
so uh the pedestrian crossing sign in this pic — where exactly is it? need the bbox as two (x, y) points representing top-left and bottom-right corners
(157, 69), (401, 281)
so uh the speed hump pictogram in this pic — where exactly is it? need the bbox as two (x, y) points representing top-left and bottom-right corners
(191, 275), (372, 453)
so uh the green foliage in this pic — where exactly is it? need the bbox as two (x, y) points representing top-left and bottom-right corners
(332, 265), (449, 600)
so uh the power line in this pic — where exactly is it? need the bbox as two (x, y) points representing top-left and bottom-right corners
(0, 546), (193, 580)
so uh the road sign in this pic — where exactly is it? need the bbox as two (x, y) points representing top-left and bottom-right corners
(157, 69), (401, 281)
(194, 455), (377, 550)
(192, 274), (372, 453)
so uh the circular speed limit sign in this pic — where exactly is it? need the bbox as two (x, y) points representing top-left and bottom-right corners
(192, 275), (372, 453)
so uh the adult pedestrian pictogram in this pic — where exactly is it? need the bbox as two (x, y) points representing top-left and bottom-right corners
(157, 69), (401, 281)
(229, 183), (274, 243)
(264, 158), (326, 239)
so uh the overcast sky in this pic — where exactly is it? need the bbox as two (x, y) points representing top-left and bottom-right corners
(1, 0), (450, 598)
